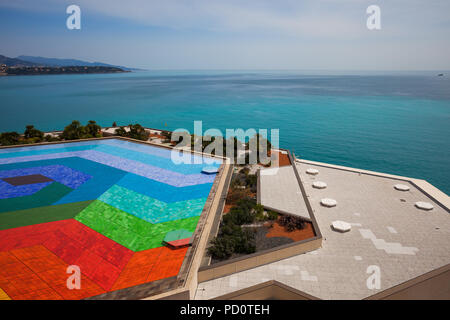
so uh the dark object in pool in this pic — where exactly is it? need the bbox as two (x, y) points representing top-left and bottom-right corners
(2, 174), (54, 186)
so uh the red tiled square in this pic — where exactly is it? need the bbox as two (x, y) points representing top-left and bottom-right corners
(60, 221), (96, 248)
(44, 231), (84, 264)
(42, 233), (66, 254)
(88, 240), (131, 269)
(57, 241), (85, 264)
(74, 250), (104, 279)
(90, 259), (122, 291)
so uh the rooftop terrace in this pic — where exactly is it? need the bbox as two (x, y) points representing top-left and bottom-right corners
(195, 159), (450, 299)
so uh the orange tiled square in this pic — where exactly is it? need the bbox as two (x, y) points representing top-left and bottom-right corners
(36, 265), (71, 287)
(10, 245), (53, 261)
(146, 248), (187, 282)
(0, 251), (20, 265)
(125, 247), (163, 268)
(12, 287), (63, 300)
(0, 278), (18, 298)
(0, 261), (32, 279)
(6, 273), (50, 298)
(51, 278), (105, 300)
(22, 255), (66, 274)
(110, 267), (150, 291)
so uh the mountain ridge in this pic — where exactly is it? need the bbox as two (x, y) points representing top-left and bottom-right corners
(0, 55), (36, 67)
(0, 54), (142, 71)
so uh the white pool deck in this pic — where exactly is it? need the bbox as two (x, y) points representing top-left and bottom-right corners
(195, 159), (450, 300)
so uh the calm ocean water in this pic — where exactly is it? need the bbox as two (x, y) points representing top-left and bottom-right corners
(0, 71), (449, 194)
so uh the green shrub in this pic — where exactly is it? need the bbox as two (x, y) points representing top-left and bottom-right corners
(220, 223), (242, 237)
(127, 124), (149, 140)
(239, 167), (250, 175)
(245, 174), (257, 190)
(226, 188), (247, 204)
(115, 123), (149, 141)
(267, 211), (279, 221)
(254, 204), (265, 221)
(236, 197), (256, 211)
(44, 134), (60, 142)
(207, 236), (234, 260)
(233, 229), (256, 254)
(208, 193), (260, 260)
(208, 225), (256, 260)
(84, 120), (102, 138)
(223, 206), (254, 226)
(62, 120), (85, 140)
(24, 125), (44, 141)
(0, 132), (20, 146)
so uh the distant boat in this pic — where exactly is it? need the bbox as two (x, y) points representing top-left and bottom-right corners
(437, 73), (444, 76)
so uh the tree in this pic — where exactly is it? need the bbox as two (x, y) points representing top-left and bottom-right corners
(62, 120), (85, 140)
(84, 120), (101, 138)
(115, 126), (127, 136)
(24, 125), (44, 140)
(0, 132), (20, 146)
(127, 124), (149, 140)
(44, 134), (60, 142)
(114, 124), (150, 141)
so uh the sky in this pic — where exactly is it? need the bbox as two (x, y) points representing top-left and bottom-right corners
(1, 0), (450, 70)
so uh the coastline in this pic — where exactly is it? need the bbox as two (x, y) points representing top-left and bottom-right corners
(0, 66), (130, 76)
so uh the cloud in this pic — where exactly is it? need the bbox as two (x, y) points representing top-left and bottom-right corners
(1, 0), (449, 69)
(2, 0), (450, 40)
(0, 0), (395, 38)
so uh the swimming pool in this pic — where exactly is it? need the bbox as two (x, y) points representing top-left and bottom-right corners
(0, 139), (221, 299)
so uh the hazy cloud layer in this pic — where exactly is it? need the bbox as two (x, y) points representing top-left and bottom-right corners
(1, 0), (449, 69)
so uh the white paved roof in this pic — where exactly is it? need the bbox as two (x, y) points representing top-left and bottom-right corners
(258, 166), (310, 220)
(195, 160), (450, 300)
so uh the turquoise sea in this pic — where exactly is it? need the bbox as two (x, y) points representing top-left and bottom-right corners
(0, 71), (449, 194)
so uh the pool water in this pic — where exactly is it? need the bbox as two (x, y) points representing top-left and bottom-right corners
(0, 139), (221, 299)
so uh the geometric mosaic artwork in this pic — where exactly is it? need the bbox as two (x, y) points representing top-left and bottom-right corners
(0, 139), (221, 300)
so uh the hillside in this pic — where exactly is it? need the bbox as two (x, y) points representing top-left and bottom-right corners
(0, 55), (36, 67)
(4, 66), (128, 76)
(17, 55), (140, 71)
